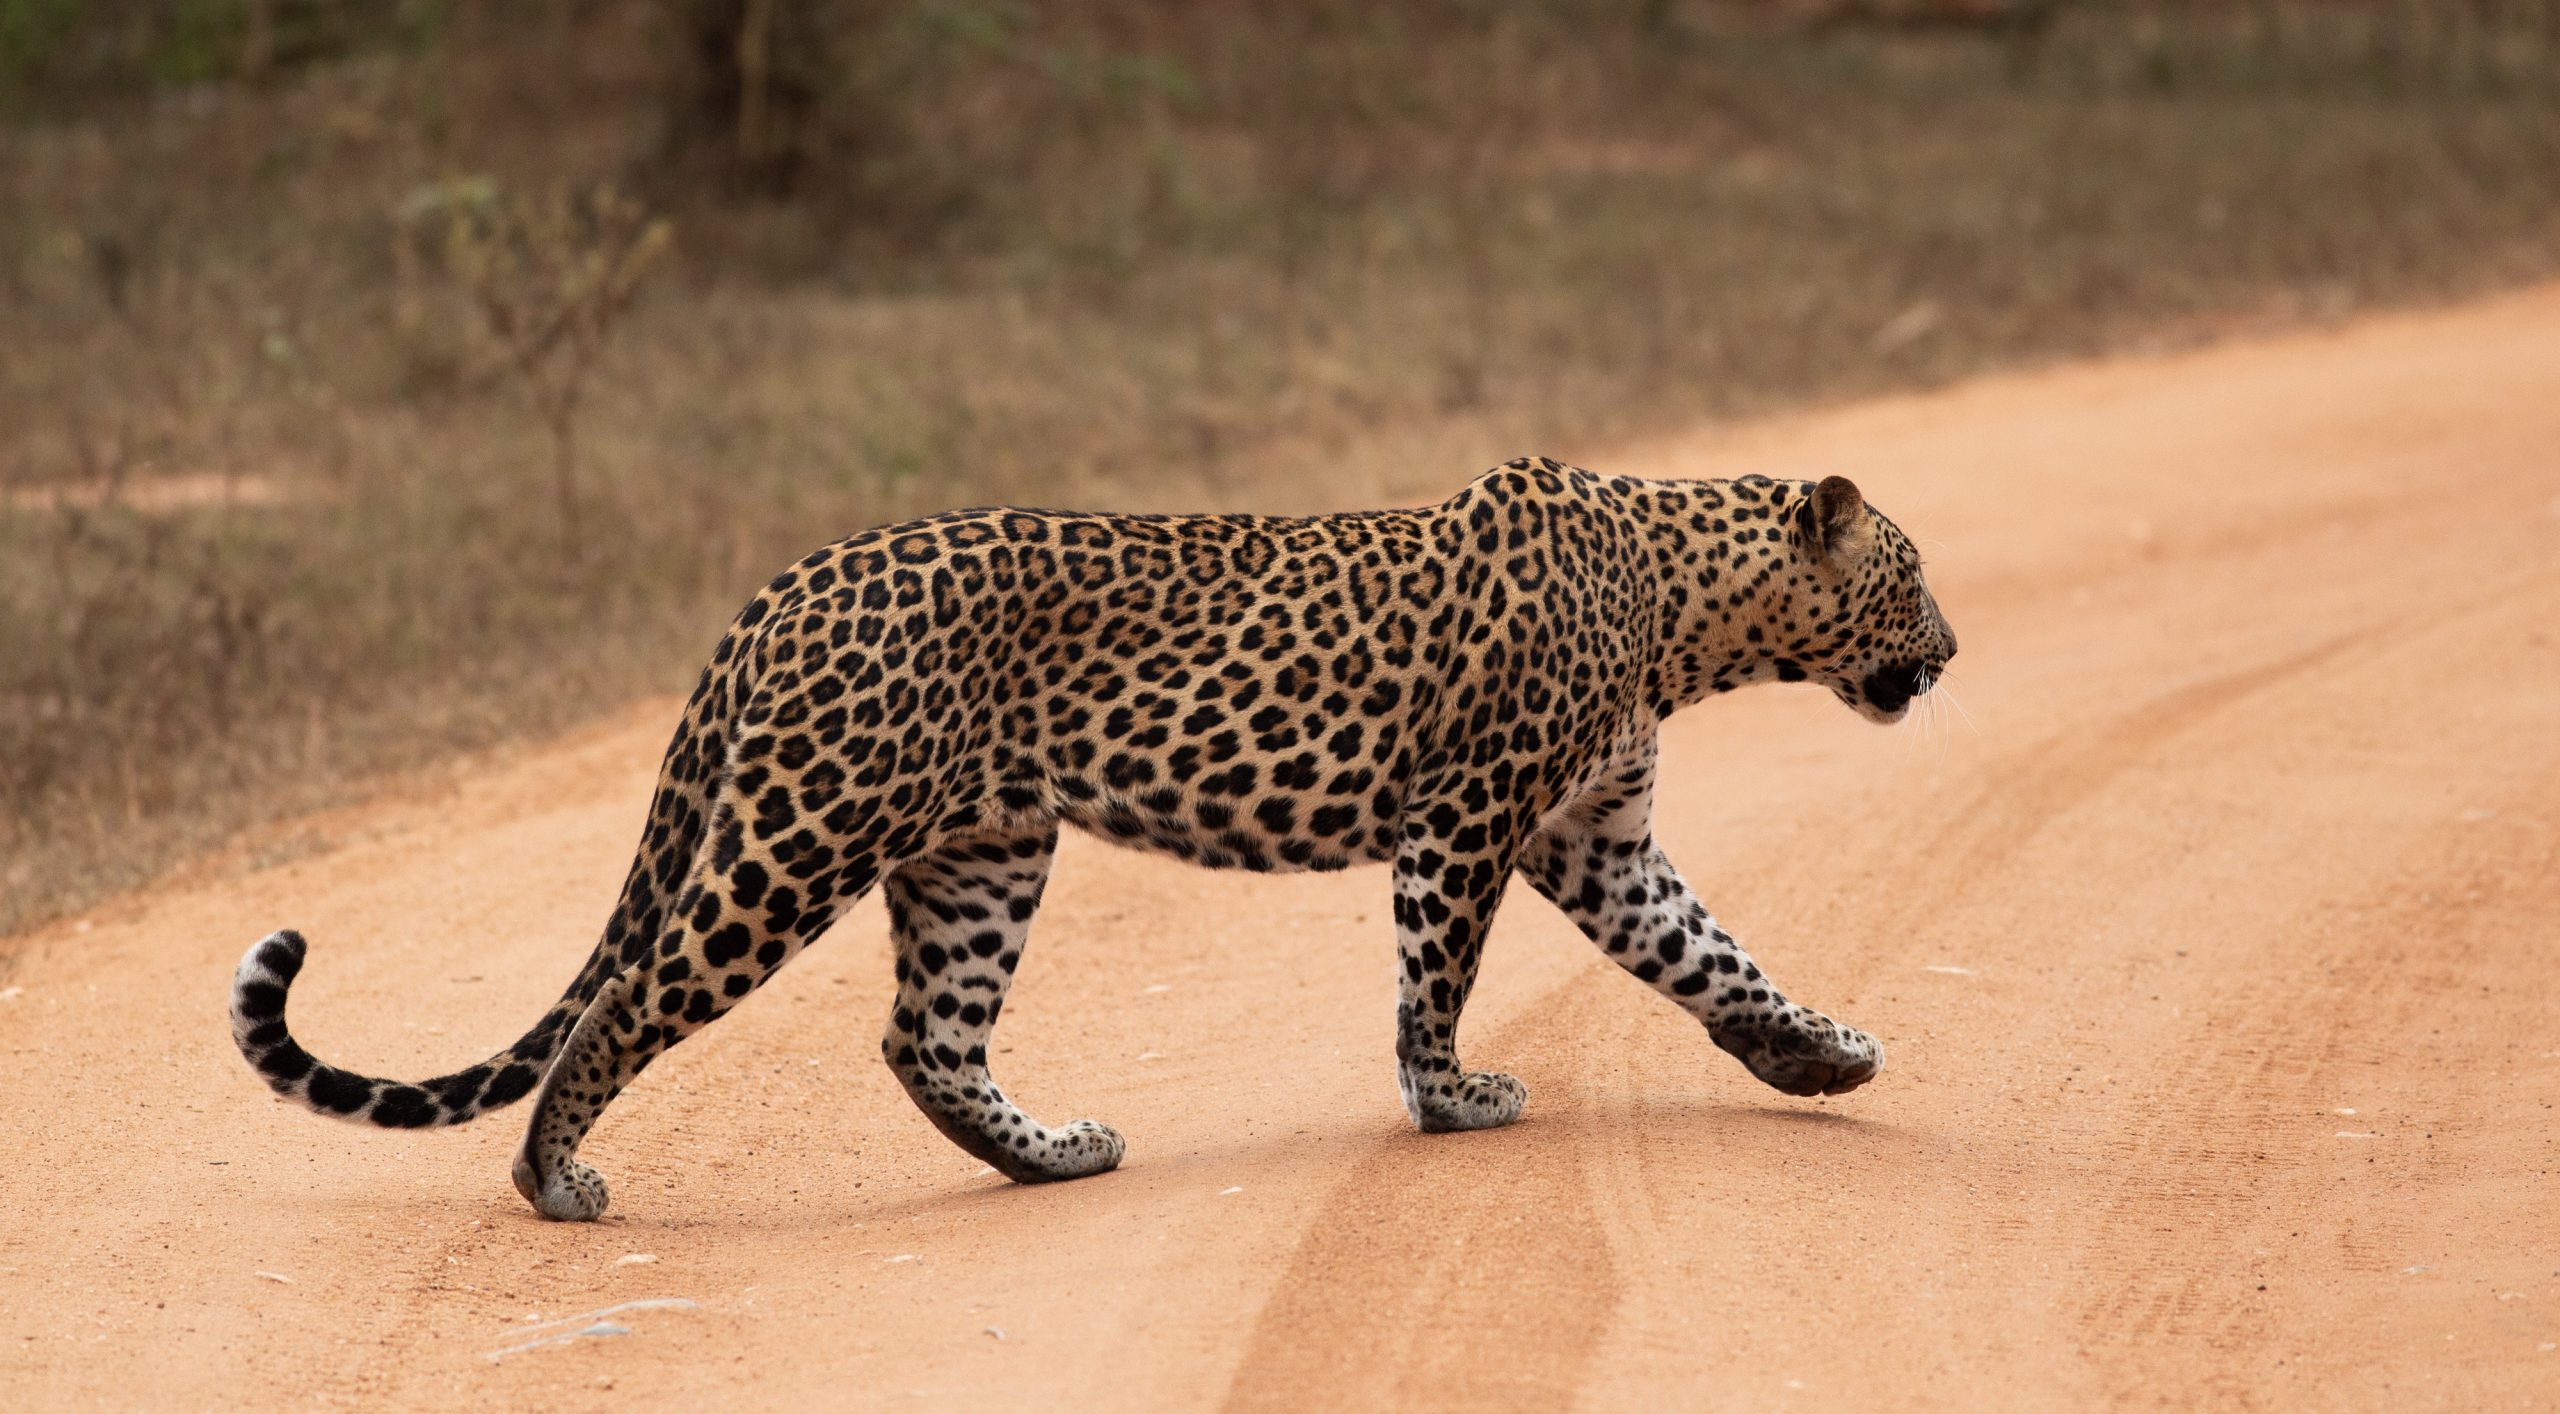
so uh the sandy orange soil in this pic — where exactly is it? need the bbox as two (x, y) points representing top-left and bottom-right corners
(6, 287), (2558, 1411)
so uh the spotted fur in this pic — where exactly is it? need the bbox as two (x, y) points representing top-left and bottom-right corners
(228, 459), (1955, 1220)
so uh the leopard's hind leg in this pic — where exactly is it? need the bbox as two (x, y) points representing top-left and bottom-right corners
(881, 826), (1123, 1183)
(510, 791), (891, 1220)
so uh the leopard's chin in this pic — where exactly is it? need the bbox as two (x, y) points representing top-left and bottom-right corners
(1830, 679), (1915, 725)
(1843, 658), (1939, 724)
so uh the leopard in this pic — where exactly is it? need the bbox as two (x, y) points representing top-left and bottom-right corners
(228, 458), (1956, 1221)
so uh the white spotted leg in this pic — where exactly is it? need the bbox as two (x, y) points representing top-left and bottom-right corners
(880, 828), (1125, 1182)
(1390, 795), (1529, 1133)
(1518, 735), (1882, 1097)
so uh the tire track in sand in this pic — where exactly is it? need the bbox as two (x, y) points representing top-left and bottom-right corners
(1220, 973), (1630, 1413)
(1884, 627), (2376, 938)
(2049, 584), (2560, 1405)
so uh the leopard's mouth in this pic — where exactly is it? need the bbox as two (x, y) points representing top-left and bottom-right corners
(1849, 659), (1938, 724)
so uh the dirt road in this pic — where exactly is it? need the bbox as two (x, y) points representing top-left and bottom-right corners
(8, 288), (2559, 1411)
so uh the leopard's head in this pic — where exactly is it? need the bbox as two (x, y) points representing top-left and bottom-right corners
(1795, 476), (1956, 725)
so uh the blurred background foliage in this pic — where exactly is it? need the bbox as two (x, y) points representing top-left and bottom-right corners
(4, 0), (2558, 928)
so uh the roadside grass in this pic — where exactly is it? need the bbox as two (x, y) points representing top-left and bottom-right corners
(5, 2), (2558, 931)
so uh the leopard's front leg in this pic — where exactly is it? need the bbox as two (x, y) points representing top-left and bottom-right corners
(1390, 799), (1528, 1133)
(1518, 736), (1882, 1097)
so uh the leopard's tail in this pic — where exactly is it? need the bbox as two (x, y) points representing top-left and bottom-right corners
(227, 927), (620, 1129)
(226, 671), (743, 1130)
(225, 585), (782, 1132)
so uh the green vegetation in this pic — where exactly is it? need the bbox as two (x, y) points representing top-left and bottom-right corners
(5, 1), (2557, 930)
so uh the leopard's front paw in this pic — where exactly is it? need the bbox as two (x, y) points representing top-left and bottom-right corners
(1716, 1013), (1882, 1098)
(1407, 1068), (1528, 1133)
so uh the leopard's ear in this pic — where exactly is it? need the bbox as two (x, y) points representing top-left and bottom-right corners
(1810, 475), (1872, 568)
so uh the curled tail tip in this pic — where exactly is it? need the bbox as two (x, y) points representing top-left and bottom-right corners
(230, 928), (319, 1102)
(231, 929), (305, 1042)
(227, 926), (544, 1131)
(236, 929), (307, 988)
